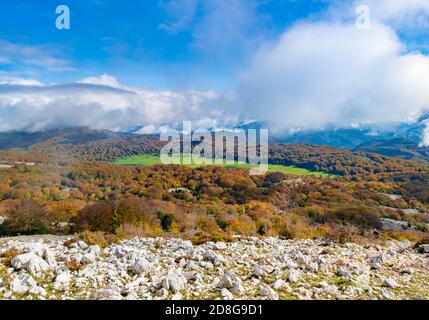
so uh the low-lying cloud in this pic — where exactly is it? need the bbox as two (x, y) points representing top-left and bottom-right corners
(0, 77), (234, 133)
(239, 21), (429, 131)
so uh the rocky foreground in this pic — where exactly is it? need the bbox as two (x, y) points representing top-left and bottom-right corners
(0, 236), (428, 300)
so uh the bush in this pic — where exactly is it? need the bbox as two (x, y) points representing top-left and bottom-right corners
(314, 206), (382, 230)
(0, 200), (52, 236)
(0, 248), (20, 267)
(226, 215), (257, 236)
(113, 197), (160, 230)
(191, 215), (231, 245)
(273, 214), (327, 240)
(115, 223), (163, 239)
(74, 230), (118, 248)
(158, 210), (175, 232)
(72, 202), (115, 233)
(325, 224), (358, 244)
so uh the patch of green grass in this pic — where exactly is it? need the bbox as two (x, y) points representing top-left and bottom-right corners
(113, 154), (331, 177)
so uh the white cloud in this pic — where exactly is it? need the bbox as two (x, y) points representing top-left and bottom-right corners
(158, 0), (198, 35)
(0, 75), (234, 133)
(0, 76), (44, 86)
(0, 39), (73, 72)
(158, 0), (267, 64)
(354, 0), (429, 22)
(239, 21), (429, 130)
(78, 74), (122, 88)
(192, 0), (264, 59)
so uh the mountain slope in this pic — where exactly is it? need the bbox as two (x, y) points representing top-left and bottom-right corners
(353, 138), (429, 162)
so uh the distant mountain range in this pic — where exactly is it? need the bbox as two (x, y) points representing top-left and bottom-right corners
(233, 114), (429, 162)
(1, 113), (429, 162)
(0, 127), (121, 149)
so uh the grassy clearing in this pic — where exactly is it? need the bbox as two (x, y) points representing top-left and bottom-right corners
(113, 154), (331, 177)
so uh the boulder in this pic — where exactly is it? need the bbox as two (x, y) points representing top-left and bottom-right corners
(382, 278), (399, 289)
(252, 265), (265, 277)
(131, 257), (151, 274)
(163, 270), (187, 293)
(217, 270), (245, 295)
(81, 253), (96, 264)
(54, 270), (72, 290)
(10, 274), (37, 294)
(324, 285), (339, 296)
(287, 269), (301, 283)
(179, 240), (193, 250)
(11, 253), (51, 276)
(418, 244), (429, 254)
(260, 284), (279, 300)
(220, 288), (233, 300)
(214, 242), (227, 250)
(381, 218), (409, 231)
(42, 248), (56, 266)
(273, 279), (289, 291)
(87, 245), (101, 256)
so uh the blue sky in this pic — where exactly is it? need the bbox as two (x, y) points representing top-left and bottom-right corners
(0, 0), (338, 89)
(1, 0), (428, 89)
(2, 0), (429, 135)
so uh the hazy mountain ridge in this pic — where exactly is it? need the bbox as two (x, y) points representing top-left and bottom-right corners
(1, 117), (429, 164)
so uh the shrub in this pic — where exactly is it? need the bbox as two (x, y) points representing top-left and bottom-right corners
(325, 224), (358, 244)
(113, 197), (160, 230)
(72, 202), (115, 233)
(226, 215), (257, 236)
(115, 223), (163, 239)
(0, 248), (20, 267)
(74, 230), (117, 248)
(64, 258), (83, 272)
(314, 206), (382, 230)
(158, 210), (175, 232)
(413, 234), (429, 251)
(0, 200), (51, 236)
(191, 215), (231, 245)
(216, 218), (228, 230)
(273, 214), (327, 240)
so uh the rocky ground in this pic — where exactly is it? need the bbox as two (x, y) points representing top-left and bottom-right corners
(0, 236), (428, 300)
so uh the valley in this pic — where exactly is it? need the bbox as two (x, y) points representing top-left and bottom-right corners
(0, 128), (429, 300)
(112, 154), (331, 177)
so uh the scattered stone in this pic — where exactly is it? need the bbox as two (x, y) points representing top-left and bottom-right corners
(287, 269), (300, 283)
(381, 288), (395, 300)
(81, 253), (96, 264)
(382, 278), (399, 289)
(163, 270), (187, 293)
(214, 242), (227, 250)
(11, 253), (51, 276)
(252, 265), (265, 277)
(131, 257), (151, 274)
(54, 270), (71, 290)
(10, 274), (37, 294)
(260, 284), (279, 300)
(0, 237), (428, 300)
(273, 279), (289, 291)
(87, 245), (101, 256)
(418, 244), (429, 254)
(220, 288), (233, 300)
(324, 285), (339, 296)
(171, 292), (183, 300)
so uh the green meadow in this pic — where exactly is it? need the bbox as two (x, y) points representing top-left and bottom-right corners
(113, 154), (330, 177)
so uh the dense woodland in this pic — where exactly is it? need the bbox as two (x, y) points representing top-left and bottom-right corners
(0, 130), (429, 244)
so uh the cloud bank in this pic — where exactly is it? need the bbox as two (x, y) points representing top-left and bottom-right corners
(239, 21), (429, 131)
(0, 76), (234, 133)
